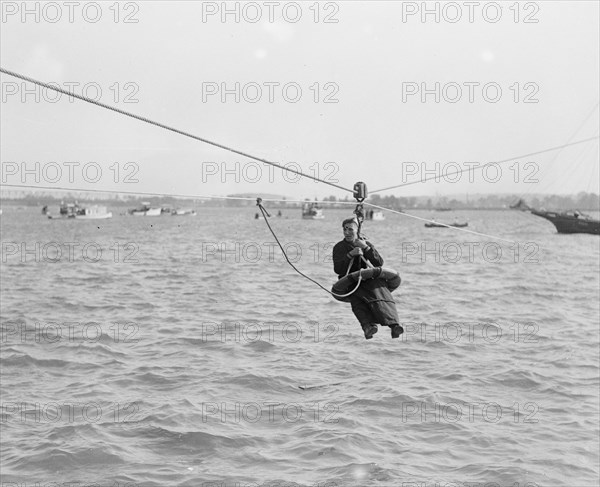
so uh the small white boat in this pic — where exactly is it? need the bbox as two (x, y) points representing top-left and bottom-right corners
(129, 202), (162, 216)
(367, 210), (385, 221)
(75, 205), (113, 219)
(302, 202), (324, 219)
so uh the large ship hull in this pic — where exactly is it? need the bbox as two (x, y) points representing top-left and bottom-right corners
(531, 210), (599, 235)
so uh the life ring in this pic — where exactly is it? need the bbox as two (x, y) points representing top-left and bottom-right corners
(331, 267), (401, 302)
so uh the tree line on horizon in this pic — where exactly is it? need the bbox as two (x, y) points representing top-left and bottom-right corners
(320, 192), (600, 211)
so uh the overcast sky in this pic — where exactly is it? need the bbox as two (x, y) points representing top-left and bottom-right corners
(1, 1), (598, 201)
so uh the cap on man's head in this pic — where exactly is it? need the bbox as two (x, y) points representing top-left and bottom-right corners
(342, 217), (358, 228)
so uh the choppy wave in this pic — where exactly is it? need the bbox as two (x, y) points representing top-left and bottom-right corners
(1, 207), (598, 486)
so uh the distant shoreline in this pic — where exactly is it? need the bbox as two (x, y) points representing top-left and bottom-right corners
(1, 194), (599, 212)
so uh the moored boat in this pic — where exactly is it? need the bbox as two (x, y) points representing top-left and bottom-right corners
(366, 210), (385, 221)
(172, 208), (197, 216)
(530, 209), (599, 235)
(47, 202), (112, 219)
(425, 221), (468, 228)
(510, 199), (599, 235)
(129, 202), (162, 216)
(302, 202), (324, 219)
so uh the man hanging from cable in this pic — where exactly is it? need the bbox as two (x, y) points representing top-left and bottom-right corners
(332, 183), (403, 340)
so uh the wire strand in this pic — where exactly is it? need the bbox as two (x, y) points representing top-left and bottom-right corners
(0, 183), (356, 206)
(364, 202), (517, 244)
(256, 201), (361, 298)
(370, 136), (600, 194)
(0, 67), (354, 194)
(3, 183), (524, 243)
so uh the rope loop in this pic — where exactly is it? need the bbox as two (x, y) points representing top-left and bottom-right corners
(256, 199), (363, 299)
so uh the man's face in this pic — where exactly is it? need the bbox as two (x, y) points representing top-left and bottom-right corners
(343, 223), (358, 242)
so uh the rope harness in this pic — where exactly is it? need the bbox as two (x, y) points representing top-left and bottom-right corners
(257, 197), (367, 299)
(256, 181), (376, 299)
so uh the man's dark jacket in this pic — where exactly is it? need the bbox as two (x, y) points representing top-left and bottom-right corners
(332, 239), (400, 327)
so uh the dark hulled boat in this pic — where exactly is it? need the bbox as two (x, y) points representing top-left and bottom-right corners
(530, 209), (600, 235)
(425, 222), (468, 228)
